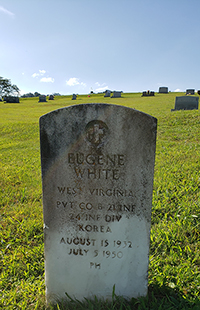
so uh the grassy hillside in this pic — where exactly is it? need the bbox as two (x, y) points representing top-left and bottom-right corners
(0, 93), (199, 309)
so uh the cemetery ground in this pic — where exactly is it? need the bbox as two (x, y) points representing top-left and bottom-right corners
(0, 92), (199, 309)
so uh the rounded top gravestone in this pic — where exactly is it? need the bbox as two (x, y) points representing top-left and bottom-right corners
(158, 87), (168, 93)
(40, 103), (157, 304)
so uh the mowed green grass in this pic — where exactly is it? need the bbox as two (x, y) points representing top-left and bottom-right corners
(0, 92), (199, 309)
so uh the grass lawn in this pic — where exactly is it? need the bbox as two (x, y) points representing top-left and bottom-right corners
(0, 92), (199, 309)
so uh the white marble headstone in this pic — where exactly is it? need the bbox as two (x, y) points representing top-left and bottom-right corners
(40, 103), (157, 304)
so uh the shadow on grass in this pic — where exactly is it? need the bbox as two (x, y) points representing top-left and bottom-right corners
(47, 283), (200, 310)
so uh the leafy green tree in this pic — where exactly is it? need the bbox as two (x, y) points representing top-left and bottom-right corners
(0, 76), (20, 97)
(34, 91), (40, 97)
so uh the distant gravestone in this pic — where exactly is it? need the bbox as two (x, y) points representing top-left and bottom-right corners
(197, 90), (200, 95)
(39, 95), (47, 102)
(142, 91), (154, 97)
(186, 89), (195, 95)
(72, 94), (77, 100)
(4, 96), (19, 103)
(171, 96), (199, 111)
(159, 87), (168, 93)
(40, 103), (157, 304)
(49, 95), (54, 100)
(111, 91), (122, 98)
(104, 90), (111, 97)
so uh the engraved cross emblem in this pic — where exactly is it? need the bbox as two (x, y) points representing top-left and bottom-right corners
(92, 124), (104, 144)
(85, 120), (109, 147)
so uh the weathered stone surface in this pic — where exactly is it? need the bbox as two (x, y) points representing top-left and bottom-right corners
(111, 91), (122, 98)
(171, 96), (199, 111)
(49, 95), (54, 100)
(186, 89), (195, 95)
(142, 91), (154, 97)
(4, 96), (19, 103)
(159, 87), (168, 93)
(142, 91), (147, 96)
(104, 90), (111, 97)
(39, 95), (47, 102)
(40, 103), (157, 304)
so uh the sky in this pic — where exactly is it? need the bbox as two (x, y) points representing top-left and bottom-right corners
(1, 0), (200, 96)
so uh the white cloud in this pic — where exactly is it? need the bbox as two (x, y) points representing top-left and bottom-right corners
(31, 70), (54, 83)
(95, 82), (106, 88)
(32, 73), (39, 78)
(39, 70), (46, 75)
(40, 77), (54, 83)
(66, 77), (80, 86)
(174, 89), (182, 92)
(0, 6), (14, 17)
(95, 86), (108, 93)
(32, 70), (46, 78)
(80, 82), (87, 88)
(66, 77), (87, 88)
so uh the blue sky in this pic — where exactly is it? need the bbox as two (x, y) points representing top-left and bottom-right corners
(1, 0), (200, 95)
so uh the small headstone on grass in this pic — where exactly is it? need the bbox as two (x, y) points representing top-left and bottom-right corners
(49, 95), (54, 100)
(142, 91), (147, 96)
(142, 91), (155, 97)
(159, 87), (168, 93)
(40, 103), (157, 304)
(72, 94), (77, 100)
(197, 90), (200, 95)
(4, 96), (19, 103)
(111, 91), (122, 98)
(186, 89), (195, 95)
(104, 90), (111, 97)
(39, 95), (47, 102)
(171, 96), (199, 111)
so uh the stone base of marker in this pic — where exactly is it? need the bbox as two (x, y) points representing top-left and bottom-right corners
(40, 103), (157, 304)
(171, 96), (199, 111)
(158, 87), (168, 93)
(4, 96), (20, 103)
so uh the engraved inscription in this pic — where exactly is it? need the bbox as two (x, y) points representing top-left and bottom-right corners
(68, 153), (125, 180)
(78, 225), (112, 233)
(90, 262), (101, 269)
(56, 148), (134, 268)
(68, 153), (125, 166)
(89, 188), (134, 197)
(60, 237), (133, 259)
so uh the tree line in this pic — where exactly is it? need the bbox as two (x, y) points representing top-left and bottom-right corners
(0, 76), (61, 99)
(0, 76), (20, 98)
